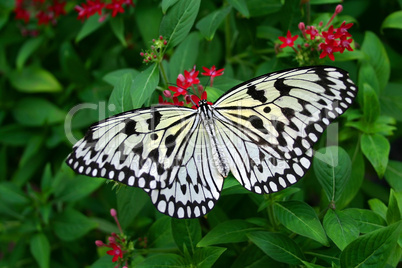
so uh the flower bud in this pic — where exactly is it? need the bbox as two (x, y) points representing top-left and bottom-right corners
(163, 90), (172, 98)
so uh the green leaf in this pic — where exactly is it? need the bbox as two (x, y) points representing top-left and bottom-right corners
(196, 6), (231, 40)
(53, 209), (97, 241)
(274, 201), (329, 246)
(381, 83), (402, 122)
(59, 42), (90, 84)
(110, 16), (127, 47)
(136, 253), (186, 267)
(323, 209), (359, 250)
(109, 73), (134, 115)
(381, 10), (402, 31)
(30, 233), (50, 268)
(231, 244), (276, 268)
(336, 148), (365, 209)
(12, 97), (65, 126)
(361, 31), (390, 91)
(0, 182), (30, 205)
(358, 62), (380, 102)
(256, 25), (283, 41)
(103, 68), (139, 87)
(52, 164), (104, 202)
(131, 64), (159, 108)
(171, 218), (201, 255)
(16, 36), (44, 70)
(10, 66), (62, 93)
(362, 83), (380, 124)
(228, 0), (249, 18)
(386, 189), (401, 225)
(161, 0), (179, 14)
(148, 217), (175, 248)
(76, 14), (107, 42)
(340, 221), (402, 268)
(384, 160), (402, 192)
(246, 0), (283, 17)
(197, 220), (260, 247)
(343, 208), (386, 233)
(117, 187), (150, 229)
(368, 199), (388, 221)
(160, 0), (201, 48)
(248, 231), (305, 265)
(313, 146), (351, 203)
(169, 32), (199, 82)
(0, 125), (34, 146)
(135, 3), (162, 43)
(19, 135), (44, 167)
(361, 133), (390, 178)
(193, 247), (226, 268)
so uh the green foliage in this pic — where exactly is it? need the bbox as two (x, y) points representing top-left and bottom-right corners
(1, 0), (402, 267)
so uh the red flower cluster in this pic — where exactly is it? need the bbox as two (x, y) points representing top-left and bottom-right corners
(159, 66), (223, 109)
(75, 0), (134, 21)
(14, 0), (66, 27)
(95, 209), (128, 267)
(278, 4), (353, 63)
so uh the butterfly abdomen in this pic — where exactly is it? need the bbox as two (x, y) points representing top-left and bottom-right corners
(199, 101), (230, 177)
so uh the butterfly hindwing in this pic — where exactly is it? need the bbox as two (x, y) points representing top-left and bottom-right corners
(66, 106), (224, 218)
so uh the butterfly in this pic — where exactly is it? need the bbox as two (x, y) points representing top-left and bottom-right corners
(66, 66), (357, 219)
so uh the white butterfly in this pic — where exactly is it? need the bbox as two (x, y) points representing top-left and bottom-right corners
(66, 66), (357, 219)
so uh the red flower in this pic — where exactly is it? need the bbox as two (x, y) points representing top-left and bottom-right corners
(105, 0), (125, 17)
(202, 66), (224, 78)
(15, 8), (30, 23)
(36, 11), (53, 25)
(278, 31), (298, 48)
(336, 21), (353, 37)
(184, 68), (200, 85)
(87, 0), (105, 16)
(106, 243), (123, 262)
(75, 4), (88, 20)
(49, 0), (66, 17)
(305, 26), (319, 40)
(158, 96), (184, 106)
(168, 74), (191, 97)
(319, 41), (341, 61)
(321, 25), (341, 42)
(338, 36), (353, 53)
(191, 91), (212, 109)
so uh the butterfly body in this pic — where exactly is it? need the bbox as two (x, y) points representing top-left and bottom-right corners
(66, 66), (357, 219)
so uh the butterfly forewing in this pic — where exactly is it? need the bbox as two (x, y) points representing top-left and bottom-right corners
(66, 66), (357, 219)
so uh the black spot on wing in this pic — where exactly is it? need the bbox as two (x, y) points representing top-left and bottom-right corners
(247, 85), (267, 103)
(147, 109), (162, 131)
(123, 119), (137, 135)
(274, 78), (292, 96)
(248, 115), (269, 134)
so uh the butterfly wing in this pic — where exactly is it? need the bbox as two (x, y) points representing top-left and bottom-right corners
(66, 106), (224, 218)
(213, 66), (357, 193)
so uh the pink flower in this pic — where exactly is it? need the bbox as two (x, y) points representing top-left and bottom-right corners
(278, 31), (299, 48)
(305, 26), (319, 40)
